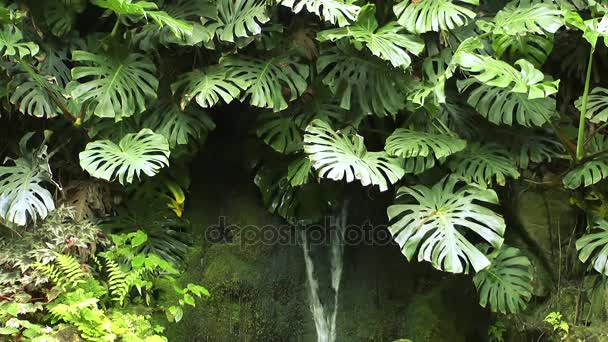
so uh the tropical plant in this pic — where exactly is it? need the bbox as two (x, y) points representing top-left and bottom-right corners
(3, 0), (608, 338)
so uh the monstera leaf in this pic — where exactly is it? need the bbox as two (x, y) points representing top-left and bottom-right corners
(215, 0), (269, 42)
(458, 79), (556, 127)
(79, 129), (170, 185)
(287, 155), (312, 187)
(492, 34), (553, 69)
(9, 71), (60, 118)
(0, 133), (57, 225)
(492, 2), (563, 36)
(280, 0), (360, 27)
(577, 219), (608, 276)
(0, 26), (38, 58)
(171, 66), (247, 109)
(68, 51), (159, 120)
(449, 143), (520, 186)
(143, 101), (215, 148)
(576, 87), (608, 123)
(385, 129), (466, 159)
(317, 4), (424, 68)
(256, 111), (304, 154)
(393, 0), (478, 33)
(92, 0), (193, 39)
(497, 128), (564, 169)
(454, 52), (559, 99)
(44, 0), (86, 37)
(317, 42), (405, 117)
(387, 176), (505, 273)
(222, 56), (309, 111)
(304, 119), (404, 191)
(563, 136), (608, 189)
(473, 244), (533, 314)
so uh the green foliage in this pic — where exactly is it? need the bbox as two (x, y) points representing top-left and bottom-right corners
(304, 119), (404, 192)
(0, 133), (57, 225)
(448, 142), (520, 186)
(393, 0), (478, 33)
(79, 129), (170, 185)
(387, 176), (505, 273)
(576, 219), (608, 276)
(563, 136), (608, 189)
(280, 0), (360, 27)
(68, 51), (159, 120)
(317, 4), (424, 69)
(473, 245), (533, 314)
(384, 128), (466, 159)
(171, 66), (247, 109)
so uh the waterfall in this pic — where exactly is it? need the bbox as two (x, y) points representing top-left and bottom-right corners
(301, 201), (348, 342)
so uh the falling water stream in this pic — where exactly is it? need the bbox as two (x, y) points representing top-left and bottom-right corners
(301, 201), (349, 342)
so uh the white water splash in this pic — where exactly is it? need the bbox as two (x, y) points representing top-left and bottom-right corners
(301, 201), (348, 342)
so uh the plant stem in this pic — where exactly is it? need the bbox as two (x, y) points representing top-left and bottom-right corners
(576, 49), (594, 160)
(110, 17), (120, 38)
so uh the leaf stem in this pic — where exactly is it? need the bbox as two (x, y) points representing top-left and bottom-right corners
(576, 49), (594, 160)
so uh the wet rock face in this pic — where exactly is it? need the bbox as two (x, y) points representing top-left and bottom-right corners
(166, 142), (489, 342)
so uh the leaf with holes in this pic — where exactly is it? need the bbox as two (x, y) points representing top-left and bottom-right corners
(393, 0), (478, 33)
(79, 129), (170, 185)
(492, 2), (563, 36)
(143, 101), (215, 148)
(576, 87), (608, 123)
(577, 219), (608, 276)
(449, 143), (520, 186)
(256, 111), (303, 154)
(280, 0), (360, 27)
(215, 0), (269, 43)
(304, 119), (404, 191)
(385, 128), (466, 159)
(68, 51), (158, 120)
(453, 52), (559, 99)
(0, 26), (38, 58)
(0, 133), (57, 225)
(474, 244), (533, 314)
(387, 176), (505, 273)
(317, 42), (405, 116)
(318, 4), (424, 68)
(458, 79), (556, 127)
(222, 56), (309, 112)
(563, 136), (608, 189)
(171, 66), (248, 110)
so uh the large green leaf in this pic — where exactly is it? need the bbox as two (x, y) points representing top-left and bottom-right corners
(222, 56), (309, 111)
(492, 34), (554, 68)
(142, 101), (215, 148)
(563, 136), (608, 189)
(68, 51), (159, 120)
(385, 129), (466, 159)
(215, 0), (269, 43)
(92, 0), (193, 39)
(0, 26), (38, 58)
(449, 142), (520, 186)
(171, 66), (248, 109)
(317, 42), (405, 116)
(497, 128), (564, 169)
(280, 0), (360, 27)
(318, 4), (424, 68)
(9, 71), (60, 118)
(44, 0), (86, 37)
(458, 79), (556, 127)
(79, 129), (170, 185)
(492, 2), (563, 36)
(387, 176), (505, 273)
(304, 119), (404, 191)
(577, 219), (608, 276)
(473, 244), (533, 314)
(454, 52), (559, 99)
(256, 111), (304, 154)
(0, 133), (56, 226)
(576, 87), (608, 123)
(393, 0), (478, 33)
